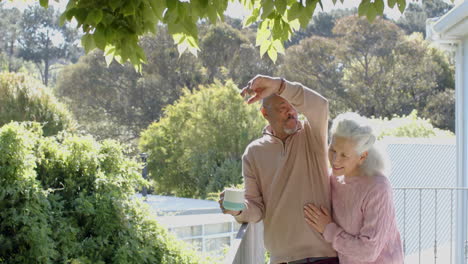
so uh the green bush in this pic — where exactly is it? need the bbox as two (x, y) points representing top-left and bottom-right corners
(139, 80), (266, 198)
(0, 72), (75, 136)
(370, 110), (454, 139)
(0, 122), (209, 264)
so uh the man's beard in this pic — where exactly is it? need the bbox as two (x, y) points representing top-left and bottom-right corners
(283, 119), (298, 135)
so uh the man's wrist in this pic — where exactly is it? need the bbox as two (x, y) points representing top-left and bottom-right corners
(277, 77), (286, 95)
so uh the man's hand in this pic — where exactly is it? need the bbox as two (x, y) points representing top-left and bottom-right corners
(240, 75), (283, 104)
(304, 203), (332, 234)
(218, 191), (242, 216)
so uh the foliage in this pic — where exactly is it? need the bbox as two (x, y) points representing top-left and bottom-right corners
(0, 122), (56, 263)
(200, 23), (250, 81)
(199, 22), (277, 85)
(422, 89), (455, 131)
(279, 35), (348, 116)
(32, 0), (420, 69)
(396, 0), (453, 36)
(370, 110), (454, 139)
(280, 16), (454, 130)
(18, 5), (82, 86)
(286, 9), (357, 47)
(0, 7), (22, 73)
(55, 27), (207, 145)
(0, 122), (210, 264)
(139, 80), (266, 198)
(0, 72), (75, 136)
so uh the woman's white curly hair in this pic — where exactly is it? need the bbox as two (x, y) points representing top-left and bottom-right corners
(330, 112), (389, 176)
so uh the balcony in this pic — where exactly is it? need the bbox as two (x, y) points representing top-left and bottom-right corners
(224, 187), (468, 264)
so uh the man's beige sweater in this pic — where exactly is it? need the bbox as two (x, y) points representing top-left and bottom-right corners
(235, 81), (337, 264)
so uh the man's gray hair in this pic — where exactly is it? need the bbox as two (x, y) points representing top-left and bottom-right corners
(330, 112), (389, 176)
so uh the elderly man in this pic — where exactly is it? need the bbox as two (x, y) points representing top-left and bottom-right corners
(219, 75), (339, 264)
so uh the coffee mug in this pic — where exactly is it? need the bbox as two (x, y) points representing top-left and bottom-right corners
(223, 188), (246, 211)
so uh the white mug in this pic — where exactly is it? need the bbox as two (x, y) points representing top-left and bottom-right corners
(223, 188), (245, 211)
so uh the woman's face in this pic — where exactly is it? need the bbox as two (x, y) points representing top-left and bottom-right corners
(328, 136), (366, 177)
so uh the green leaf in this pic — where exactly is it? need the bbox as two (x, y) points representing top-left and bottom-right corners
(397, 0), (406, 13)
(59, 13), (67, 27)
(306, 0), (318, 14)
(272, 18), (283, 39)
(167, 0), (177, 10)
(149, 0), (166, 19)
(256, 27), (271, 46)
(143, 3), (159, 24)
(85, 9), (103, 26)
(207, 6), (218, 23)
(39, 0), (48, 8)
(259, 40), (270, 57)
(272, 39), (285, 54)
(275, 0), (287, 15)
(104, 45), (116, 66)
(261, 0), (274, 19)
(374, 0), (385, 15)
(109, 0), (124, 11)
(173, 33), (186, 44)
(298, 14), (309, 29)
(122, 2), (136, 16)
(75, 8), (89, 26)
(358, 0), (370, 17)
(199, 0), (209, 8)
(93, 28), (107, 50)
(288, 19), (300, 31)
(81, 34), (96, 54)
(366, 4), (377, 22)
(286, 2), (303, 21)
(267, 46), (278, 63)
(388, 0), (397, 8)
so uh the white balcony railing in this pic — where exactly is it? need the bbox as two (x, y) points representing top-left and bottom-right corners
(225, 187), (468, 264)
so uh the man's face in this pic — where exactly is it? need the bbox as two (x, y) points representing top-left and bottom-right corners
(263, 96), (299, 135)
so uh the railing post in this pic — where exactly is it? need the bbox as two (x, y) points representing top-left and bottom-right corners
(224, 222), (265, 264)
(140, 152), (148, 197)
(455, 38), (468, 264)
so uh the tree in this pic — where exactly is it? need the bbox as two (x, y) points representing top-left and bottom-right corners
(199, 23), (249, 81)
(55, 27), (207, 145)
(0, 6), (22, 72)
(30, 0), (417, 68)
(279, 16), (454, 130)
(139, 80), (266, 198)
(197, 22), (277, 86)
(286, 9), (357, 47)
(278, 36), (348, 117)
(423, 89), (455, 131)
(18, 5), (81, 86)
(334, 17), (453, 120)
(396, 0), (453, 36)
(0, 72), (75, 136)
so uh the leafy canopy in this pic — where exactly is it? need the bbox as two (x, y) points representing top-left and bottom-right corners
(35, 0), (429, 70)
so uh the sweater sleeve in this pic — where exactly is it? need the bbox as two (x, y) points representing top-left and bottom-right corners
(279, 80), (329, 143)
(323, 181), (396, 262)
(234, 150), (265, 223)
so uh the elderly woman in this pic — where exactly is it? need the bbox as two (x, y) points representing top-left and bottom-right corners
(304, 113), (404, 264)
